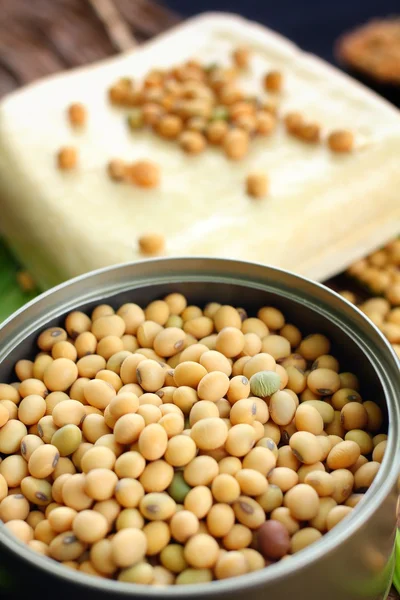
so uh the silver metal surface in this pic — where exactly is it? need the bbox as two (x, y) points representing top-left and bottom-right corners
(0, 257), (399, 600)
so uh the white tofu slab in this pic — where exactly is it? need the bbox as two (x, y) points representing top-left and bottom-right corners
(0, 12), (399, 289)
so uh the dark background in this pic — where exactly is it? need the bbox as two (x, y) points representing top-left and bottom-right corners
(167, 0), (398, 63)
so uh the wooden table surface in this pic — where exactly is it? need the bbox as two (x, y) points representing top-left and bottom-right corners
(0, 1), (397, 598)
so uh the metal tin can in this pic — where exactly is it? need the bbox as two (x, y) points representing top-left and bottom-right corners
(0, 257), (399, 600)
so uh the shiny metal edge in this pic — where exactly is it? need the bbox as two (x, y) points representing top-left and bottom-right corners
(0, 256), (399, 597)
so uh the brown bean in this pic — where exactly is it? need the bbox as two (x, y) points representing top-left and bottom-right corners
(0, 383), (21, 403)
(257, 520), (290, 559)
(93, 499), (121, 531)
(243, 354), (276, 380)
(257, 307), (285, 330)
(295, 404), (324, 435)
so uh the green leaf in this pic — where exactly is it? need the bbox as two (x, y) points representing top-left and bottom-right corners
(393, 529), (400, 593)
(0, 238), (38, 323)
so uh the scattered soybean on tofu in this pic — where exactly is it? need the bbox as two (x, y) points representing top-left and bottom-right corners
(57, 146), (78, 170)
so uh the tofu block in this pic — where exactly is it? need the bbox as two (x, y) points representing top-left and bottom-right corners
(0, 12), (399, 289)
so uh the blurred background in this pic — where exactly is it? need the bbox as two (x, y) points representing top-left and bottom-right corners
(0, 0), (398, 91)
(168, 0), (398, 63)
(0, 0), (399, 321)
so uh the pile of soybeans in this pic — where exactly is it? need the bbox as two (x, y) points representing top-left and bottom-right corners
(0, 293), (386, 586)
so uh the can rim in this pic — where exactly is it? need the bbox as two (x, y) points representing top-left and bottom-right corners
(0, 256), (399, 596)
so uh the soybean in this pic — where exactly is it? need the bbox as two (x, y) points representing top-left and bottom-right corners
(0, 293), (389, 586)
